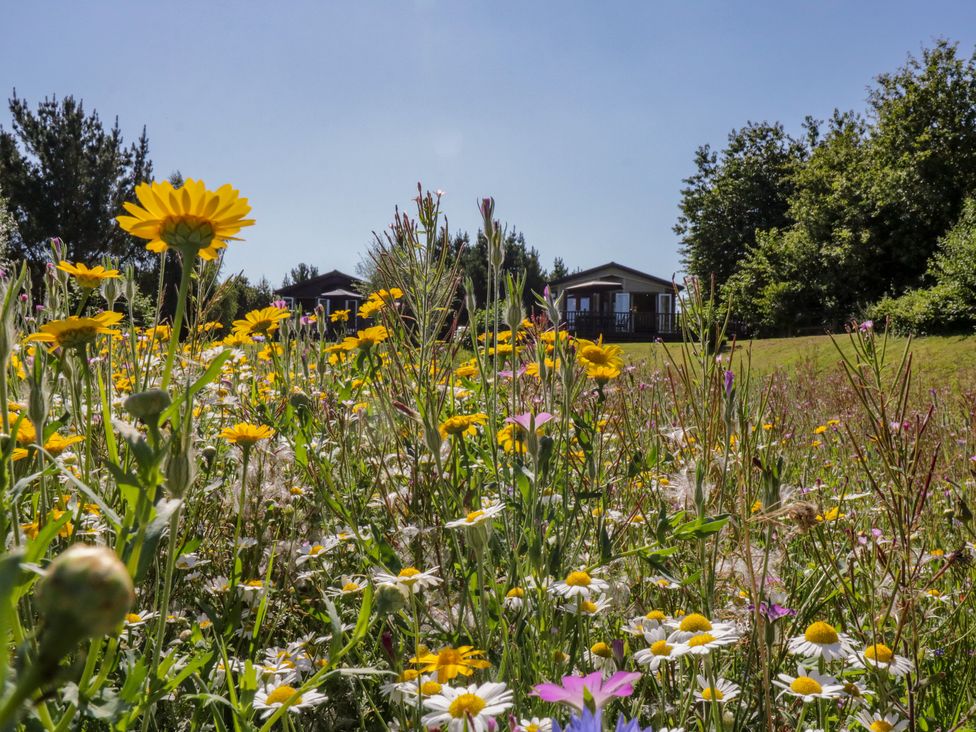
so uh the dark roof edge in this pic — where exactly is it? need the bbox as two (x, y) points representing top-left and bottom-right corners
(274, 269), (364, 295)
(549, 261), (684, 290)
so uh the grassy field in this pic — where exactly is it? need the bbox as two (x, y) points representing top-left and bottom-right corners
(620, 333), (976, 386)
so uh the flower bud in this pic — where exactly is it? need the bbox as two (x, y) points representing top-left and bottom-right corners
(36, 545), (135, 640)
(374, 582), (409, 615)
(124, 389), (172, 420)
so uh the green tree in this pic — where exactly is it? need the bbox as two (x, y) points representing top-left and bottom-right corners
(872, 196), (976, 333)
(548, 256), (568, 281)
(0, 92), (153, 275)
(675, 121), (809, 286)
(281, 263), (320, 288)
(451, 228), (546, 310)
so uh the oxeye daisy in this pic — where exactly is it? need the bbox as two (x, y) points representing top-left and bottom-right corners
(773, 664), (844, 702)
(503, 587), (526, 610)
(396, 673), (449, 699)
(853, 711), (909, 732)
(445, 501), (505, 529)
(633, 627), (689, 671)
(410, 646), (491, 682)
(420, 682), (513, 732)
(123, 610), (157, 628)
(849, 642), (914, 677)
(561, 596), (612, 616)
(695, 675), (740, 704)
(672, 629), (738, 656)
(373, 566), (442, 594)
(787, 621), (854, 661)
(252, 682), (327, 720)
(550, 569), (610, 600)
(516, 717), (553, 732)
(666, 612), (737, 643)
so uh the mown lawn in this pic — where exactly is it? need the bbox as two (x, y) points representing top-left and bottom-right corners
(619, 333), (976, 386)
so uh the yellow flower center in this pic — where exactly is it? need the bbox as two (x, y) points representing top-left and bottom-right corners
(864, 643), (894, 664)
(580, 600), (599, 614)
(399, 567), (421, 578)
(265, 685), (302, 705)
(506, 587), (525, 598)
(437, 648), (463, 666)
(870, 722), (894, 732)
(244, 580), (263, 588)
(645, 609), (666, 622)
(400, 670), (420, 682)
(701, 687), (723, 701)
(309, 545), (325, 555)
(125, 613), (143, 624)
(448, 693), (486, 718)
(465, 510), (485, 523)
(565, 571), (592, 587)
(526, 725), (540, 732)
(927, 588), (942, 597)
(650, 639), (672, 656)
(341, 582), (360, 592)
(420, 680), (442, 696)
(590, 642), (612, 658)
(687, 633), (716, 648)
(679, 613), (712, 633)
(790, 676), (823, 695)
(804, 621), (839, 645)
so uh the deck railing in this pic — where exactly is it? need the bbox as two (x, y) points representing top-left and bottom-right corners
(564, 310), (677, 337)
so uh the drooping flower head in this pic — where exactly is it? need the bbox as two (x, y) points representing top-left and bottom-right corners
(116, 179), (253, 259)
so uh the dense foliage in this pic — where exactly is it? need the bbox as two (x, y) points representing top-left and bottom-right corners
(678, 40), (976, 334)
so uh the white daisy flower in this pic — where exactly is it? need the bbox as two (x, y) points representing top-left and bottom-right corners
(373, 566), (443, 594)
(421, 681), (513, 732)
(560, 596), (612, 616)
(633, 626), (690, 671)
(853, 711), (908, 732)
(674, 629), (739, 656)
(695, 676), (740, 704)
(773, 664), (845, 702)
(445, 502), (505, 529)
(787, 621), (854, 661)
(175, 552), (209, 570)
(623, 609), (671, 637)
(503, 587), (527, 610)
(252, 682), (327, 720)
(123, 610), (157, 628)
(666, 613), (738, 643)
(849, 642), (914, 677)
(648, 575), (681, 590)
(517, 717), (553, 732)
(550, 569), (609, 600)
(205, 575), (231, 595)
(295, 538), (339, 565)
(396, 673), (450, 699)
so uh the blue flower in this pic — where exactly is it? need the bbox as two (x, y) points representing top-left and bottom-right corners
(552, 710), (654, 732)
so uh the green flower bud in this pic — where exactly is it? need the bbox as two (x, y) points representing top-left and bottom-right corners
(36, 545), (135, 640)
(374, 582), (409, 615)
(124, 389), (172, 420)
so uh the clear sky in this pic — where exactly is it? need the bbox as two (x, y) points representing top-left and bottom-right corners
(3, 1), (976, 287)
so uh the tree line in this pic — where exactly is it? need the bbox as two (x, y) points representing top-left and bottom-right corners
(676, 39), (976, 335)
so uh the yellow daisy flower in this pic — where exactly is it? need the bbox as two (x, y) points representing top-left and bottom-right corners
(57, 261), (120, 289)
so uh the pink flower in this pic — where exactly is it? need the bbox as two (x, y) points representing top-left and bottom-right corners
(506, 412), (554, 431)
(532, 671), (641, 712)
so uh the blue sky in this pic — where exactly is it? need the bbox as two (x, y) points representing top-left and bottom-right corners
(3, 1), (976, 286)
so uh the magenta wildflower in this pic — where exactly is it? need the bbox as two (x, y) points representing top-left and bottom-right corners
(533, 671), (641, 712)
(507, 412), (554, 431)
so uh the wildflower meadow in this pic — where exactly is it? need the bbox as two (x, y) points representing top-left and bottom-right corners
(1, 181), (975, 732)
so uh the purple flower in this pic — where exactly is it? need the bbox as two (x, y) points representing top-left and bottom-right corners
(507, 412), (554, 431)
(533, 671), (641, 712)
(859, 320), (874, 332)
(749, 600), (796, 621)
(723, 370), (734, 397)
(552, 708), (601, 732)
(272, 299), (288, 309)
